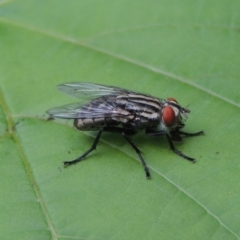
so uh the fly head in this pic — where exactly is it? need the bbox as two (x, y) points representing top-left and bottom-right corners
(161, 97), (189, 132)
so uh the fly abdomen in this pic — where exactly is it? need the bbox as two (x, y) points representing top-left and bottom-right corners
(74, 117), (119, 130)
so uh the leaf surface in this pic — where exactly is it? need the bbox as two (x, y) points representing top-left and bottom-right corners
(0, 0), (240, 239)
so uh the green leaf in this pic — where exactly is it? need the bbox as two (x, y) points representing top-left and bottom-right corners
(1, 0), (240, 239)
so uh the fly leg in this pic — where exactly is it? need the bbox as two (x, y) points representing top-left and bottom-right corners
(165, 134), (195, 162)
(178, 130), (204, 137)
(102, 127), (151, 179)
(122, 132), (151, 179)
(146, 129), (195, 162)
(64, 128), (104, 167)
(64, 126), (151, 178)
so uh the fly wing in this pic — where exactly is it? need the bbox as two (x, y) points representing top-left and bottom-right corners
(46, 102), (88, 119)
(46, 95), (134, 121)
(48, 83), (163, 124)
(57, 82), (131, 100)
(47, 83), (135, 124)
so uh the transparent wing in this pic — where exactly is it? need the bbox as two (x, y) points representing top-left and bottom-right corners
(46, 100), (132, 120)
(47, 83), (134, 120)
(57, 82), (131, 100)
(46, 103), (85, 119)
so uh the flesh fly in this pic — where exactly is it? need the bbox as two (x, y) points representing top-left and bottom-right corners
(47, 82), (203, 179)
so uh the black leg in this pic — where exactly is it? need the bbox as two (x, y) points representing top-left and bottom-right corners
(122, 132), (151, 179)
(146, 129), (202, 161)
(64, 128), (104, 167)
(178, 130), (204, 137)
(165, 134), (195, 162)
(100, 126), (151, 178)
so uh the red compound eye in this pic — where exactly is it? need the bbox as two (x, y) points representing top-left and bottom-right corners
(162, 106), (176, 127)
(167, 97), (178, 104)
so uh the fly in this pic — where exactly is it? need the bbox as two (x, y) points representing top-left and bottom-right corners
(47, 82), (204, 179)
